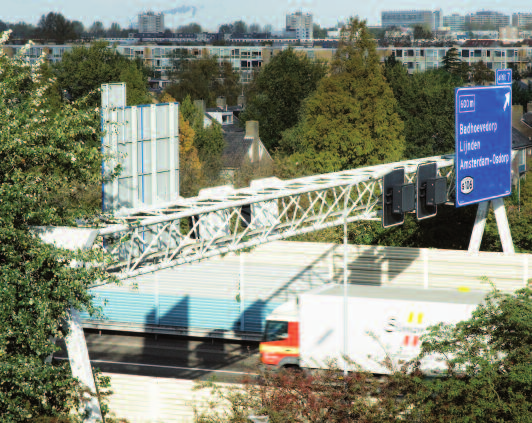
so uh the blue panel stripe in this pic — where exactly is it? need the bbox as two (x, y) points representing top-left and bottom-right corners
(85, 291), (282, 333)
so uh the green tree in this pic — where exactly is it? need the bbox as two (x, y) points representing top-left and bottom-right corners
(384, 61), (462, 158)
(407, 286), (532, 422)
(232, 20), (248, 34)
(165, 57), (241, 107)
(512, 80), (532, 113)
(89, 21), (105, 38)
(194, 121), (226, 186)
(71, 21), (84, 39)
(55, 41), (151, 106)
(11, 22), (36, 39)
(179, 96), (226, 186)
(177, 23), (202, 34)
(279, 17), (405, 174)
(119, 63), (152, 106)
(240, 48), (326, 151)
(37, 12), (77, 44)
(312, 23), (327, 39)
(441, 47), (462, 74)
(412, 24), (432, 40)
(249, 23), (261, 33)
(0, 31), (112, 421)
(107, 22), (122, 37)
(218, 23), (234, 34)
(508, 62), (522, 81)
(471, 60), (494, 85)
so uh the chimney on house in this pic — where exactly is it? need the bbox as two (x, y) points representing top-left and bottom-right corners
(216, 96), (227, 110)
(245, 121), (259, 139)
(194, 99), (205, 116)
(237, 95), (246, 107)
(513, 105), (523, 127)
(246, 121), (260, 163)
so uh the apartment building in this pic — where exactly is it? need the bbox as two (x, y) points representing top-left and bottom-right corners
(443, 14), (466, 32)
(286, 11), (313, 40)
(4, 43), (532, 82)
(512, 13), (532, 28)
(382, 10), (442, 32)
(466, 11), (510, 28)
(138, 11), (164, 34)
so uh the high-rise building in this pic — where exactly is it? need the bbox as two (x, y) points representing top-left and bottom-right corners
(466, 11), (509, 28)
(382, 9), (442, 31)
(443, 14), (466, 31)
(512, 13), (532, 28)
(286, 11), (313, 40)
(138, 11), (164, 34)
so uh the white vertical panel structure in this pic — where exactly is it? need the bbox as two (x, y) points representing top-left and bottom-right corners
(102, 102), (180, 213)
(101, 83), (126, 110)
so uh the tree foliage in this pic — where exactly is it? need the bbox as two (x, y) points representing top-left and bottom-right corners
(441, 47), (462, 74)
(36, 12), (77, 43)
(312, 24), (328, 39)
(471, 60), (494, 85)
(54, 42), (152, 107)
(412, 24), (433, 40)
(177, 23), (203, 34)
(239, 48), (326, 151)
(179, 116), (203, 197)
(166, 58), (241, 107)
(279, 17), (405, 174)
(0, 30), (113, 421)
(384, 61), (462, 158)
(408, 286), (532, 422)
(178, 96), (226, 193)
(512, 80), (532, 113)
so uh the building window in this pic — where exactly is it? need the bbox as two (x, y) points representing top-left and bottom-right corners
(395, 49), (403, 57)
(462, 50), (469, 58)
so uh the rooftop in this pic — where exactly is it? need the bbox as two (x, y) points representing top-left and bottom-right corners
(306, 283), (486, 305)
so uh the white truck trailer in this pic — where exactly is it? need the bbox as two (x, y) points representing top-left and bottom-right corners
(259, 283), (486, 374)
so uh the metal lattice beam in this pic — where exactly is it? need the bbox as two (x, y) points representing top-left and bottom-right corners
(96, 155), (455, 280)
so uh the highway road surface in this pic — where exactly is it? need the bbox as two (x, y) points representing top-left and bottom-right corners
(55, 330), (261, 384)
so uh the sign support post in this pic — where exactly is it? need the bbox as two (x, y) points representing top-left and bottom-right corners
(468, 200), (514, 255)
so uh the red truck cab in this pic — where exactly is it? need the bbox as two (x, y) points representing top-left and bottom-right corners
(259, 301), (301, 369)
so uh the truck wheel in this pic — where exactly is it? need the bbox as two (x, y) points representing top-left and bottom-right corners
(282, 364), (302, 373)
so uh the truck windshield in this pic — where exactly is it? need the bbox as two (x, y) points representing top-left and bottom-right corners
(264, 321), (289, 342)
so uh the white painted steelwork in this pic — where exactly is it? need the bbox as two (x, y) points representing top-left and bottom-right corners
(96, 155), (455, 280)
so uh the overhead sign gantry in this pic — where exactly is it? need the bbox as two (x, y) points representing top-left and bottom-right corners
(96, 155), (455, 280)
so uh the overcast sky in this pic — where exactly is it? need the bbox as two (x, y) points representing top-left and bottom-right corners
(1, 0), (531, 31)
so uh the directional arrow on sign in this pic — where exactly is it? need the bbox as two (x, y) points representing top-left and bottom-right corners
(504, 92), (510, 111)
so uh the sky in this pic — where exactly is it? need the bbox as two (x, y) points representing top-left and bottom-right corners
(1, 0), (532, 31)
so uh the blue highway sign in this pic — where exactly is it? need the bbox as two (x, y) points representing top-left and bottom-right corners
(455, 86), (512, 207)
(496, 68), (512, 85)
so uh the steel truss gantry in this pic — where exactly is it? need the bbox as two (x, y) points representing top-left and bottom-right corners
(97, 155), (455, 280)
